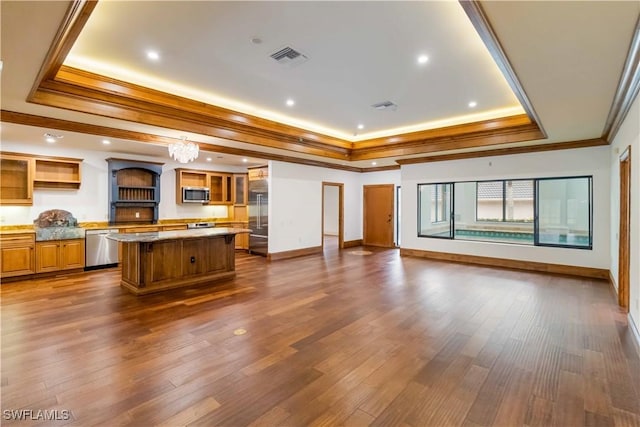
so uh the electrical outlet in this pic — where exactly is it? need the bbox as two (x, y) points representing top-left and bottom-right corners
(135, 212), (140, 218)
(0, 216), (5, 223)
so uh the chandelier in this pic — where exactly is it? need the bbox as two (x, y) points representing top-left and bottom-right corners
(168, 136), (199, 163)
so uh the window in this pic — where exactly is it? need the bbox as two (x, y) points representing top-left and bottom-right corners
(418, 183), (452, 238)
(476, 180), (534, 222)
(536, 177), (592, 248)
(418, 176), (592, 249)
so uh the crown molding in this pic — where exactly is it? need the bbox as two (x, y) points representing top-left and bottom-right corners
(395, 138), (607, 165)
(602, 14), (640, 143)
(28, 0), (97, 100)
(0, 110), (365, 173)
(23, 0), (551, 163)
(459, 0), (547, 138)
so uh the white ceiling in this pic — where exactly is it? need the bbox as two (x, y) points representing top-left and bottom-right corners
(1, 1), (639, 167)
(65, 1), (522, 140)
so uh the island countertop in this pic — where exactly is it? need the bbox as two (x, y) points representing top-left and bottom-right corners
(106, 227), (251, 243)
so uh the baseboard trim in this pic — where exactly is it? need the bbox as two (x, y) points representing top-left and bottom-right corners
(400, 248), (610, 280)
(609, 270), (619, 299)
(629, 313), (640, 357)
(267, 246), (322, 261)
(1, 268), (86, 283)
(343, 239), (363, 248)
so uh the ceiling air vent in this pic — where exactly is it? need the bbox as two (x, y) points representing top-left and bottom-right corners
(270, 46), (309, 67)
(371, 101), (398, 111)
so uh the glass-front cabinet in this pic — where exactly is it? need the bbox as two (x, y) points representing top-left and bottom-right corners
(233, 174), (247, 206)
(0, 154), (33, 205)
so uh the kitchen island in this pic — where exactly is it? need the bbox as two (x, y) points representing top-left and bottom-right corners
(107, 227), (251, 295)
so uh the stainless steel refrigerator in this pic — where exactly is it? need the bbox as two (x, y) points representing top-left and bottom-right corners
(248, 169), (268, 256)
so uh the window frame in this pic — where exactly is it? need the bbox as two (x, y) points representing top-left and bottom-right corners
(417, 175), (593, 250)
(475, 179), (534, 223)
(417, 182), (454, 239)
(534, 175), (593, 250)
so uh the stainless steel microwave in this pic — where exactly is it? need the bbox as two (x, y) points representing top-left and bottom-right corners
(182, 187), (210, 203)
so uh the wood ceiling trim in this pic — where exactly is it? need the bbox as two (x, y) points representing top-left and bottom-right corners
(602, 14), (640, 143)
(353, 114), (533, 148)
(33, 71), (545, 161)
(395, 137), (607, 165)
(351, 121), (544, 161)
(24, 0), (552, 164)
(54, 66), (353, 150)
(27, 0), (97, 101)
(30, 82), (350, 160)
(460, 0), (547, 138)
(0, 110), (373, 173)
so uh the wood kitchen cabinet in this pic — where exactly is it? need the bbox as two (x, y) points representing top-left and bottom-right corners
(209, 172), (232, 205)
(232, 223), (249, 250)
(175, 169), (209, 204)
(233, 174), (248, 205)
(35, 239), (85, 273)
(0, 152), (83, 206)
(0, 154), (33, 205)
(0, 233), (35, 278)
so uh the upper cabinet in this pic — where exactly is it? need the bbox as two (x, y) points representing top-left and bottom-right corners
(176, 168), (247, 206)
(233, 173), (247, 206)
(34, 158), (81, 189)
(0, 154), (33, 205)
(209, 172), (232, 205)
(0, 152), (83, 205)
(107, 158), (163, 224)
(175, 169), (209, 204)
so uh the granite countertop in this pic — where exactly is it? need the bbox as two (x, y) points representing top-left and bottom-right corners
(106, 227), (252, 243)
(35, 227), (86, 242)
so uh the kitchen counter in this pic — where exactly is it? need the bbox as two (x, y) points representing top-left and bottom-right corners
(109, 227), (251, 295)
(106, 227), (250, 243)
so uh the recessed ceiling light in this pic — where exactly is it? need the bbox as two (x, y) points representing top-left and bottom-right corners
(468, 101), (478, 108)
(146, 50), (160, 61)
(44, 133), (63, 143)
(285, 99), (295, 107)
(417, 55), (429, 64)
(206, 157), (212, 162)
(357, 124), (364, 130)
(242, 158), (248, 163)
(372, 161), (377, 166)
(102, 139), (111, 145)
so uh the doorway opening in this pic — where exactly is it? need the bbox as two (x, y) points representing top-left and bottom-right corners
(322, 182), (344, 250)
(396, 185), (401, 247)
(618, 146), (631, 312)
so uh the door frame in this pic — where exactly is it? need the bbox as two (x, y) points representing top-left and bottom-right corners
(322, 182), (344, 249)
(618, 146), (631, 312)
(363, 184), (395, 247)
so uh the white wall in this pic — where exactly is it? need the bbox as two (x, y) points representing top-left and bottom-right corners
(323, 185), (339, 235)
(401, 146), (611, 269)
(609, 94), (640, 337)
(0, 142), (241, 225)
(269, 161), (400, 253)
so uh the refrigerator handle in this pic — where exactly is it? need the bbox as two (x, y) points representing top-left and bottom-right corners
(257, 194), (261, 229)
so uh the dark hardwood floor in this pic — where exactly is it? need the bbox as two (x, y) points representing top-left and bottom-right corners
(2, 246), (639, 426)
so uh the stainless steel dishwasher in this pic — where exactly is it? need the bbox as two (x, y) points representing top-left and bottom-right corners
(85, 229), (119, 270)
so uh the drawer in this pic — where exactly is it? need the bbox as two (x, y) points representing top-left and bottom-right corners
(0, 233), (35, 245)
(121, 226), (161, 233)
(162, 225), (187, 231)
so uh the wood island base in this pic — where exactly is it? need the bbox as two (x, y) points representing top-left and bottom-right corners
(110, 229), (249, 295)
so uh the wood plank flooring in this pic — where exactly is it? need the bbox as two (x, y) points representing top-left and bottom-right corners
(1, 246), (639, 426)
